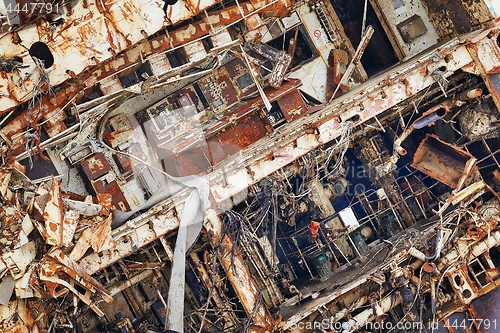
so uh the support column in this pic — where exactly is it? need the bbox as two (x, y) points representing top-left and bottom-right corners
(205, 209), (275, 333)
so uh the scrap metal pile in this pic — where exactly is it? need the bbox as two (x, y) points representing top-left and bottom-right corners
(0, 155), (116, 330)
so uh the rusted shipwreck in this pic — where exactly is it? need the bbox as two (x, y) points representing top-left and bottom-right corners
(1, 0), (500, 332)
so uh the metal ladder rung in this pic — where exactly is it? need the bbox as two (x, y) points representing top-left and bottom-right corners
(315, 7), (336, 41)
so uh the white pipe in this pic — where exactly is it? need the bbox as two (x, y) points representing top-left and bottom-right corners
(471, 230), (500, 257)
(342, 291), (403, 332)
(439, 230), (500, 268)
(330, 295), (369, 323)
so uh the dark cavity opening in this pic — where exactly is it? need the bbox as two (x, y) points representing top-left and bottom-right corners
(29, 42), (54, 68)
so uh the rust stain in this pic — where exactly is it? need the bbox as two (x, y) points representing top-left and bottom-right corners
(177, 144), (212, 176)
(91, 177), (131, 211)
(233, 113), (269, 147)
(81, 153), (112, 180)
(49, 221), (57, 232)
(467, 226), (487, 240)
(277, 89), (308, 122)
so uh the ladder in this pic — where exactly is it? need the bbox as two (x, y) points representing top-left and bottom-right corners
(314, 2), (337, 43)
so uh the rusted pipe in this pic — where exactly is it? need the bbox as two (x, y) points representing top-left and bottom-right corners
(470, 229), (500, 257)
(370, 294), (386, 321)
(410, 259), (424, 271)
(430, 278), (437, 314)
(189, 252), (238, 327)
(122, 288), (144, 317)
(422, 262), (438, 275)
(423, 261), (440, 316)
(457, 88), (482, 101)
(397, 263), (423, 288)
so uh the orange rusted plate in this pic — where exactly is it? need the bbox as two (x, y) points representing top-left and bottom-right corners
(277, 89), (308, 122)
(326, 49), (348, 100)
(80, 152), (112, 181)
(411, 134), (476, 189)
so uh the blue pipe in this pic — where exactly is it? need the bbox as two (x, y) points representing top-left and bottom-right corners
(413, 108), (447, 129)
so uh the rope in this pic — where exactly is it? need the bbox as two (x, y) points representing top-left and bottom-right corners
(320, 120), (354, 181)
